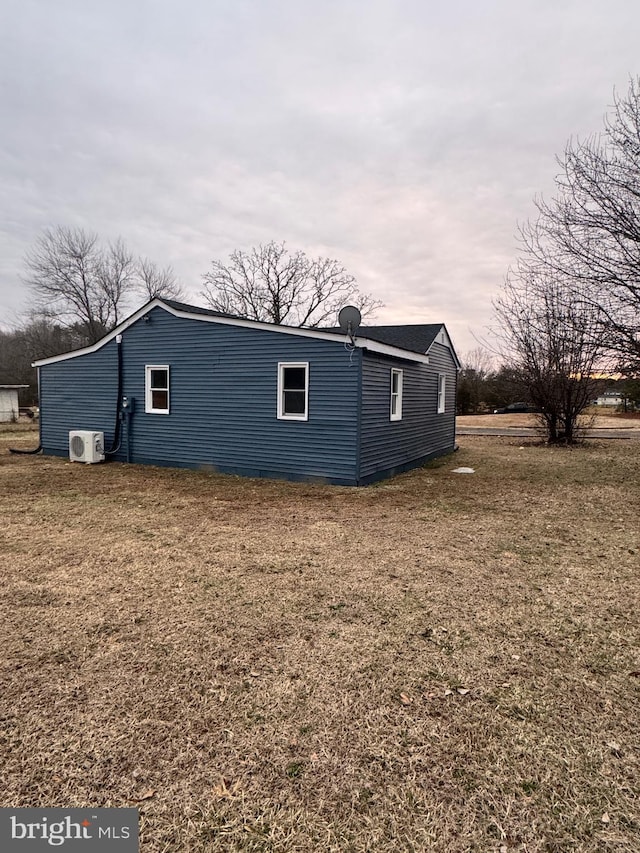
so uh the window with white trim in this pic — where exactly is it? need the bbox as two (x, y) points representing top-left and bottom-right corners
(145, 365), (170, 414)
(277, 362), (308, 420)
(390, 368), (403, 421)
(437, 373), (446, 413)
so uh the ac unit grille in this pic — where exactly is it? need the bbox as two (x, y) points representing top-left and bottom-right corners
(69, 430), (104, 464)
(70, 434), (85, 459)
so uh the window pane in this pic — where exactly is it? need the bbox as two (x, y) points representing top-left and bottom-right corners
(152, 389), (168, 410)
(151, 369), (168, 389)
(284, 390), (306, 414)
(391, 372), (399, 393)
(391, 395), (398, 416)
(283, 367), (306, 390)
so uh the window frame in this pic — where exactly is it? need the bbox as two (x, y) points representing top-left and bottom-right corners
(437, 373), (446, 414)
(277, 362), (309, 421)
(390, 368), (403, 421)
(145, 364), (170, 414)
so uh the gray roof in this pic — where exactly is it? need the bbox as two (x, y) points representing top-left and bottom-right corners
(323, 324), (444, 354)
(159, 298), (241, 319)
(160, 300), (446, 356)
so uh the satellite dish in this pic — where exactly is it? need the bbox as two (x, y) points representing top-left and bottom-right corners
(338, 305), (362, 337)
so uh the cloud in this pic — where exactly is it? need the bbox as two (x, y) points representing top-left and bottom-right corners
(1, 0), (639, 355)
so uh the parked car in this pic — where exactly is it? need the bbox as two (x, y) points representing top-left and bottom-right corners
(493, 402), (533, 414)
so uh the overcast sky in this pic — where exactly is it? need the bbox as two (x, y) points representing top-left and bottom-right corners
(1, 0), (639, 356)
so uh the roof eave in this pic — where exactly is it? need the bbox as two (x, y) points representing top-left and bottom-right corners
(32, 298), (165, 367)
(33, 299), (432, 366)
(357, 342), (430, 363)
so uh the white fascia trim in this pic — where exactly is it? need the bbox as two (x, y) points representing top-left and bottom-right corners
(32, 300), (166, 366)
(360, 342), (429, 364)
(33, 299), (431, 366)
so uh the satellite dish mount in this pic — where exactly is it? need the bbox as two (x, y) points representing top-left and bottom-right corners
(338, 305), (362, 342)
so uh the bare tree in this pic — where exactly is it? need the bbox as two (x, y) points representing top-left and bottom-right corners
(24, 227), (136, 344)
(201, 241), (382, 327)
(521, 78), (640, 372)
(494, 267), (603, 444)
(24, 226), (182, 345)
(457, 347), (495, 414)
(136, 257), (183, 300)
(97, 238), (137, 329)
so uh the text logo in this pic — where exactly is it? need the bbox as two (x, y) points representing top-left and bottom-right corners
(1, 809), (138, 851)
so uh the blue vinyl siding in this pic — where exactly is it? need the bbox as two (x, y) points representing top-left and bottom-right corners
(40, 308), (360, 484)
(39, 306), (459, 486)
(358, 343), (457, 482)
(40, 341), (121, 450)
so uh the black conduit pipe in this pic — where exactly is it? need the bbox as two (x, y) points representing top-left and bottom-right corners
(105, 334), (123, 456)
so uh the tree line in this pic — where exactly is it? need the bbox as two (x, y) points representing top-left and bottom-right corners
(457, 351), (640, 416)
(494, 77), (640, 442)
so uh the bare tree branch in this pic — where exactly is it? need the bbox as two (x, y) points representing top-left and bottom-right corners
(494, 266), (604, 443)
(23, 227), (109, 343)
(98, 239), (136, 329)
(136, 257), (184, 300)
(201, 241), (382, 327)
(23, 226), (180, 345)
(518, 78), (640, 372)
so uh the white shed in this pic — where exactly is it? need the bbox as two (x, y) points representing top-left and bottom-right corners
(0, 385), (28, 422)
(595, 390), (624, 407)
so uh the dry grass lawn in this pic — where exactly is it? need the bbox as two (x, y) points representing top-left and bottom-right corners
(456, 411), (640, 430)
(1, 424), (639, 852)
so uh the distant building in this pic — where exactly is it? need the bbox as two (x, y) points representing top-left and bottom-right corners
(595, 390), (624, 407)
(0, 385), (28, 422)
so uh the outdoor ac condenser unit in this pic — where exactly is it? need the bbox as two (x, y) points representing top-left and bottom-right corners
(69, 430), (105, 464)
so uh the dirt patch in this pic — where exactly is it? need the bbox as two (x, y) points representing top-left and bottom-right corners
(1, 426), (639, 852)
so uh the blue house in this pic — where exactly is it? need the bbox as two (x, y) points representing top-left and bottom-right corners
(33, 299), (460, 486)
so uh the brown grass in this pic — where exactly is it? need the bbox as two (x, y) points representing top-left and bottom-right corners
(1, 425), (639, 852)
(456, 412), (640, 430)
